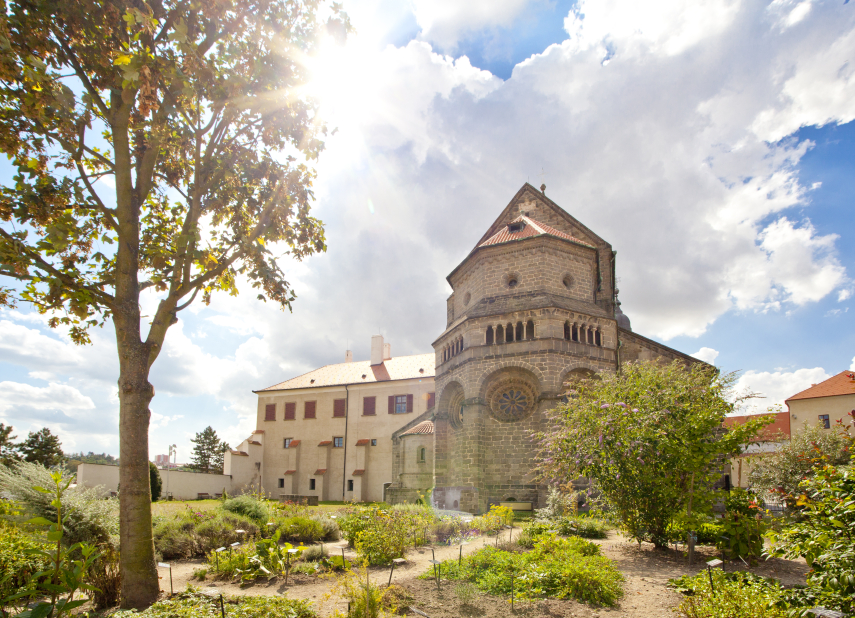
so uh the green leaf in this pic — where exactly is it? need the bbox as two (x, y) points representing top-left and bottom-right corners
(26, 516), (53, 526)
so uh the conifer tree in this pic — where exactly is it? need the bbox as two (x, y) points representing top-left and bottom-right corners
(0, 423), (19, 467)
(18, 427), (64, 467)
(189, 426), (225, 473)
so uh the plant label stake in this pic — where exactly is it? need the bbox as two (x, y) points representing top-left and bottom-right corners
(430, 548), (441, 591)
(389, 558), (406, 587)
(157, 562), (173, 595)
(341, 547), (346, 568)
(219, 594), (226, 618)
(706, 558), (723, 595)
(215, 546), (226, 569)
(510, 569), (515, 611)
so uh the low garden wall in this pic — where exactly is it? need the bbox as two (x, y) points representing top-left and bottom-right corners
(76, 462), (235, 500)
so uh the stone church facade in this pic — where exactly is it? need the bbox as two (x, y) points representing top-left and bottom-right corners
(230, 183), (699, 511)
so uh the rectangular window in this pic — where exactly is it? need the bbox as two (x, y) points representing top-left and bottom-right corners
(418, 447), (426, 463)
(427, 392), (436, 409)
(819, 414), (830, 429)
(305, 401), (316, 419)
(347, 479), (354, 492)
(278, 478), (284, 488)
(333, 436), (344, 448)
(309, 479), (316, 490)
(395, 395), (407, 414)
(333, 399), (346, 418)
(363, 396), (376, 416)
(264, 403), (276, 421)
(284, 438), (293, 449)
(370, 439), (377, 446)
(284, 402), (296, 420)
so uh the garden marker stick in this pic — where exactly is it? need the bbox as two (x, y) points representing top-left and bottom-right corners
(219, 594), (226, 618)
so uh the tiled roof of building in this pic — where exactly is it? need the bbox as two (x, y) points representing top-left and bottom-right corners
(401, 420), (434, 436)
(314, 469), (327, 475)
(723, 411), (791, 440)
(284, 469), (296, 475)
(355, 439), (371, 446)
(318, 440), (332, 446)
(786, 371), (855, 402)
(478, 215), (594, 250)
(257, 353), (435, 392)
(287, 440), (301, 448)
(352, 469), (365, 476)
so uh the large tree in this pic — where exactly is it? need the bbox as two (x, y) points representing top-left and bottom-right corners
(0, 423), (19, 467)
(0, 0), (346, 607)
(18, 427), (65, 467)
(189, 426), (227, 473)
(537, 360), (770, 547)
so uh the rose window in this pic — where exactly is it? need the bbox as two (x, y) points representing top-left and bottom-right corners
(486, 378), (537, 422)
(498, 390), (527, 416)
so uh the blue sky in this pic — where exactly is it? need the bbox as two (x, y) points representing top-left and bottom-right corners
(1, 0), (854, 461)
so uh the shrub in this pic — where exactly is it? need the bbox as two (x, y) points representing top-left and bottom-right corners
(555, 516), (609, 539)
(112, 587), (317, 618)
(87, 544), (122, 609)
(0, 461), (119, 547)
(153, 509), (259, 559)
(277, 516), (324, 543)
(425, 536), (623, 606)
(313, 515), (341, 541)
(195, 512), (258, 553)
(717, 489), (767, 561)
(0, 520), (49, 603)
(331, 567), (398, 618)
(300, 544), (327, 562)
(153, 518), (197, 560)
(671, 570), (788, 618)
(222, 495), (269, 524)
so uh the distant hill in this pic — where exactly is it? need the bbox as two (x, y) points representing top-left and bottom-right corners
(66, 451), (119, 472)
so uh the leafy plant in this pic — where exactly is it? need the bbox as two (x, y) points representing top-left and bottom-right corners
(1, 470), (100, 618)
(671, 570), (788, 618)
(717, 489), (767, 562)
(222, 495), (270, 524)
(0, 520), (49, 610)
(536, 360), (770, 547)
(112, 587), (317, 618)
(331, 566), (397, 618)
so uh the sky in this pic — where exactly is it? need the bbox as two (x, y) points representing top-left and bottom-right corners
(1, 0), (854, 462)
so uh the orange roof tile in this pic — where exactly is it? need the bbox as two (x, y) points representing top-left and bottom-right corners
(786, 371), (855, 402)
(284, 469), (296, 475)
(401, 420), (434, 436)
(317, 440), (332, 446)
(352, 469), (365, 476)
(230, 451), (248, 456)
(723, 411), (791, 440)
(252, 430), (265, 434)
(256, 353), (435, 392)
(248, 440), (262, 446)
(314, 469), (327, 475)
(287, 440), (301, 447)
(479, 215), (594, 250)
(355, 439), (371, 446)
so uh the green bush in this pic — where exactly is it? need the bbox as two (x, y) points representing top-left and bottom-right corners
(0, 520), (49, 602)
(671, 570), (788, 618)
(717, 489), (767, 561)
(222, 495), (269, 524)
(667, 520), (724, 545)
(195, 512), (258, 553)
(277, 516), (324, 543)
(424, 536), (623, 606)
(113, 587), (317, 618)
(153, 508), (259, 559)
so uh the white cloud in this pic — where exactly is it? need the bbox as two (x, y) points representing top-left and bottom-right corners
(0, 381), (95, 415)
(851, 356), (855, 371)
(838, 288), (853, 302)
(733, 367), (830, 413)
(691, 347), (720, 364)
(410, 0), (533, 51)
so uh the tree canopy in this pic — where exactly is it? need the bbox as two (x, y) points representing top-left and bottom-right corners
(189, 426), (228, 473)
(18, 427), (65, 468)
(0, 0), (347, 607)
(537, 360), (769, 547)
(0, 423), (18, 467)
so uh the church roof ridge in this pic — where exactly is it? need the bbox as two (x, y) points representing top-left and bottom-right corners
(478, 214), (595, 249)
(254, 352), (435, 393)
(400, 420), (434, 436)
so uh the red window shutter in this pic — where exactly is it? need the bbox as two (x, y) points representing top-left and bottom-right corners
(406, 394), (413, 413)
(264, 404), (276, 421)
(363, 396), (376, 416)
(427, 392), (435, 409)
(305, 401), (316, 419)
(284, 402), (296, 420)
(388, 395), (395, 414)
(333, 399), (346, 418)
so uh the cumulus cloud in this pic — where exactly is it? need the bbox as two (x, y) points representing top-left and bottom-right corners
(0, 381), (95, 415)
(691, 347), (720, 365)
(733, 367), (830, 413)
(411, 0), (533, 51)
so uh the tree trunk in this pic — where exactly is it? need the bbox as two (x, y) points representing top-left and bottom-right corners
(116, 328), (159, 608)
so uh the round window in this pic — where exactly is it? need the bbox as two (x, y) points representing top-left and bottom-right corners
(508, 277), (518, 288)
(562, 275), (574, 289)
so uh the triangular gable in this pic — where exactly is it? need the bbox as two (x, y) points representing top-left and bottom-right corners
(473, 183), (607, 250)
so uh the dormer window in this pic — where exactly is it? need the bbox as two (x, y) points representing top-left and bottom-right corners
(508, 221), (525, 233)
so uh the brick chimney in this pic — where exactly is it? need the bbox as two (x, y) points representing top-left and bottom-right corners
(383, 342), (391, 360)
(370, 335), (384, 366)
(345, 350), (353, 363)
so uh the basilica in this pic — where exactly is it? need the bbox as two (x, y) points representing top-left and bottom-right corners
(224, 183), (700, 512)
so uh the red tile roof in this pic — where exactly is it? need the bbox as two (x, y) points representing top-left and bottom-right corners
(355, 439), (371, 446)
(248, 440), (262, 446)
(479, 215), (594, 250)
(229, 451), (248, 456)
(317, 440), (332, 446)
(400, 420), (434, 436)
(257, 353), (435, 392)
(723, 411), (791, 440)
(287, 440), (301, 448)
(284, 469), (296, 475)
(786, 371), (855, 402)
(314, 469), (327, 475)
(352, 469), (365, 476)
(252, 430), (265, 434)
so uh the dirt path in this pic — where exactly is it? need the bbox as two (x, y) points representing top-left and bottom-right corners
(158, 530), (810, 618)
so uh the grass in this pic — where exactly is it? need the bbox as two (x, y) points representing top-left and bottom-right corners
(151, 499), (221, 517)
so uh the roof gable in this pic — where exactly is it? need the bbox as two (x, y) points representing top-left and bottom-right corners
(786, 370), (855, 402)
(474, 183), (607, 250)
(478, 214), (595, 250)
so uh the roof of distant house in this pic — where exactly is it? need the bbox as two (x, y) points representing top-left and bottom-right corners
(400, 420), (434, 437)
(786, 370), (855, 402)
(256, 353), (435, 392)
(723, 411), (791, 441)
(478, 215), (594, 250)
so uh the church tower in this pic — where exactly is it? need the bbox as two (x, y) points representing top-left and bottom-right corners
(430, 183), (621, 513)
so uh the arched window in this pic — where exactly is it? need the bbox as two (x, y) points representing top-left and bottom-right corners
(572, 323), (579, 342)
(506, 323), (514, 342)
(486, 326), (494, 345)
(587, 326), (593, 345)
(564, 321), (570, 340)
(515, 322), (523, 341)
(496, 324), (504, 343)
(418, 447), (426, 463)
(595, 329), (601, 346)
(526, 320), (535, 340)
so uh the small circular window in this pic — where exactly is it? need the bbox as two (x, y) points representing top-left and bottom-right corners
(508, 277), (518, 288)
(463, 292), (471, 305)
(562, 275), (574, 289)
